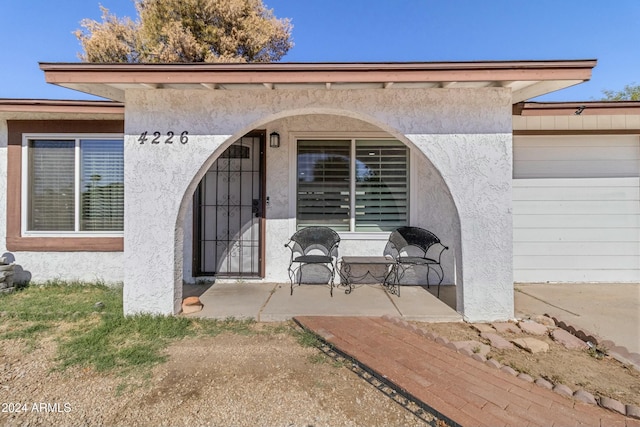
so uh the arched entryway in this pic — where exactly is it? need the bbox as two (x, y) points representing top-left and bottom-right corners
(176, 111), (463, 316)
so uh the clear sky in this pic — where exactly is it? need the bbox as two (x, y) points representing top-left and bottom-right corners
(1, 0), (638, 102)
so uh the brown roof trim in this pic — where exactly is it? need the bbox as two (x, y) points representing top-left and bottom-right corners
(0, 99), (123, 114)
(514, 101), (640, 116)
(40, 60), (597, 85)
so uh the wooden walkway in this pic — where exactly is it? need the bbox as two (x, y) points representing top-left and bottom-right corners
(294, 316), (638, 427)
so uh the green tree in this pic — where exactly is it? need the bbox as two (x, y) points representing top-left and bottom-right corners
(75, 0), (293, 63)
(601, 83), (640, 101)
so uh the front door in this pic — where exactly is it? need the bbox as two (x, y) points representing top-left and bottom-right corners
(194, 133), (265, 276)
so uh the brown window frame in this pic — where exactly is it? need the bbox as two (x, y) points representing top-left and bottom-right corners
(7, 120), (124, 252)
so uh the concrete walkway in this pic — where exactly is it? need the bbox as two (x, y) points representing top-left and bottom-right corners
(295, 316), (637, 427)
(515, 283), (640, 354)
(183, 282), (462, 322)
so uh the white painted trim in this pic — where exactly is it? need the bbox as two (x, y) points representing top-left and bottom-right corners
(20, 133), (125, 238)
(287, 131), (297, 237)
(409, 149), (417, 225)
(349, 140), (356, 232)
(74, 139), (81, 232)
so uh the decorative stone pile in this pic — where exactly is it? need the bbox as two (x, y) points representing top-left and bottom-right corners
(384, 314), (640, 420)
(0, 256), (15, 294)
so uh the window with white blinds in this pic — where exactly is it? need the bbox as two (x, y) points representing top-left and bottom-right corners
(26, 137), (124, 234)
(80, 140), (124, 231)
(28, 140), (75, 231)
(297, 139), (408, 232)
(355, 141), (408, 232)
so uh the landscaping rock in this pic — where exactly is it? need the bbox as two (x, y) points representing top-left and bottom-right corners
(552, 383), (573, 398)
(511, 337), (549, 353)
(491, 322), (521, 334)
(435, 336), (449, 345)
(500, 366), (517, 376)
(551, 328), (589, 350)
(457, 347), (473, 357)
(481, 332), (514, 350)
(573, 389), (597, 405)
(416, 328), (435, 340)
(533, 315), (555, 326)
(626, 404), (640, 420)
(471, 354), (486, 363)
(574, 329), (599, 345)
(485, 359), (501, 369)
(517, 373), (534, 382)
(445, 342), (458, 351)
(450, 340), (491, 357)
(598, 396), (626, 415)
(470, 323), (495, 334)
(535, 378), (553, 389)
(518, 320), (548, 336)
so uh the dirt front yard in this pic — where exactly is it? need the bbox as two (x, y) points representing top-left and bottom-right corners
(0, 327), (429, 427)
(2, 320), (639, 426)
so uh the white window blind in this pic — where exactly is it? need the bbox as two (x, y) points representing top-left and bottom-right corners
(355, 141), (408, 231)
(80, 139), (124, 231)
(297, 140), (351, 230)
(28, 140), (75, 231)
(26, 137), (124, 234)
(297, 139), (408, 232)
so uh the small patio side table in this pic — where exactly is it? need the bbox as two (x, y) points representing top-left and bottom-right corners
(338, 256), (398, 295)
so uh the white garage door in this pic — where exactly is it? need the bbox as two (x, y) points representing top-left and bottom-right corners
(513, 135), (640, 283)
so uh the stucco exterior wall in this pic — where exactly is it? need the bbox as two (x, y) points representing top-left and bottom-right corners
(0, 113), (124, 284)
(123, 87), (513, 322)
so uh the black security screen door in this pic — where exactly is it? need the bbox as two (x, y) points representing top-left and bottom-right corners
(194, 134), (265, 276)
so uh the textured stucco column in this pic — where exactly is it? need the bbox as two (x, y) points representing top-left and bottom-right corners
(409, 133), (514, 322)
(122, 131), (230, 314)
(122, 91), (232, 315)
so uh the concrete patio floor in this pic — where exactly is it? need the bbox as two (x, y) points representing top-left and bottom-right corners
(183, 282), (462, 323)
(183, 281), (640, 355)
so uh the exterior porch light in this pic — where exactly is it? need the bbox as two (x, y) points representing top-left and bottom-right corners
(269, 131), (280, 148)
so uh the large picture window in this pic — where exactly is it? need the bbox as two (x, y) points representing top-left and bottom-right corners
(25, 136), (124, 234)
(297, 139), (408, 232)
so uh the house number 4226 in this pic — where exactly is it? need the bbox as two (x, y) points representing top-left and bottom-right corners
(138, 131), (189, 144)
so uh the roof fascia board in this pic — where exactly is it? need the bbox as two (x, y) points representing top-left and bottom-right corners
(40, 60), (596, 85)
(0, 99), (124, 114)
(515, 101), (640, 115)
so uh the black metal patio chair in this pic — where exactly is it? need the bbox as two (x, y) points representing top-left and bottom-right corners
(387, 226), (448, 297)
(284, 226), (341, 296)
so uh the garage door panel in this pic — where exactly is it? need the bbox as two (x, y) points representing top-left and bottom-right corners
(514, 160), (639, 178)
(514, 214), (639, 228)
(514, 255), (638, 270)
(514, 228), (639, 242)
(513, 201), (639, 215)
(513, 177), (639, 188)
(513, 136), (639, 283)
(515, 242), (639, 256)
(513, 186), (639, 201)
(515, 135), (639, 148)
(514, 146), (638, 161)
